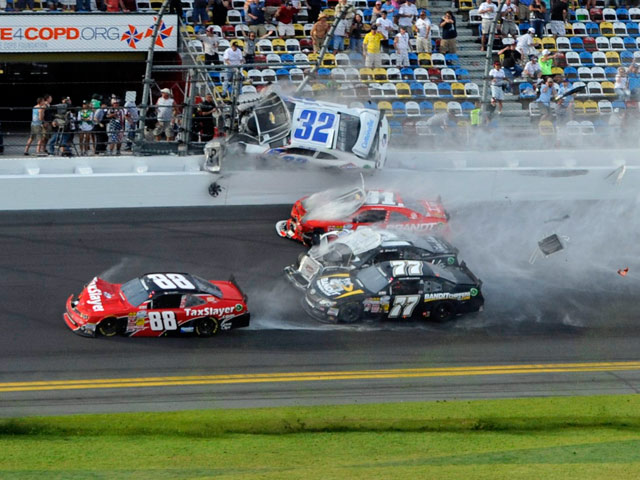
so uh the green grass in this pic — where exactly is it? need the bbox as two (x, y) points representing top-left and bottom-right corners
(2, 395), (640, 479)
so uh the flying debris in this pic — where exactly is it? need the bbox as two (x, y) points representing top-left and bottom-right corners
(529, 233), (568, 264)
(618, 267), (629, 277)
(605, 165), (626, 185)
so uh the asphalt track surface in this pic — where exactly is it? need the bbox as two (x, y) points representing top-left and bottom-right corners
(1, 203), (640, 417)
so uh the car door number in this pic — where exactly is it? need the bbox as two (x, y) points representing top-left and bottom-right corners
(149, 311), (178, 331)
(389, 295), (420, 318)
(293, 110), (336, 143)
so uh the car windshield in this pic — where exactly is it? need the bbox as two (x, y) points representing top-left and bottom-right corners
(356, 265), (391, 293)
(191, 275), (222, 297)
(303, 186), (366, 221)
(335, 113), (361, 154)
(120, 278), (150, 307)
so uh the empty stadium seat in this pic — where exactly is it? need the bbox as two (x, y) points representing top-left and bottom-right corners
(566, 51), (581, 66)
(437, 83), (452, 98)
(447, 101), (462, 116)
(598, 99), (613, 113)
(290, 68), (305, 83)
(602, 81), (616, 96)
(574, 22), (587, 36)
(382, 83), (397, 96)
(455, 68), (470, 82)
(613, 22), (628, 36)
(596, 36), (611, 51)
(388, 68), (402, 82)
(557, 36), (571, 52)
(601, 22), (615, 36)
(257, 39), (273, 54)
(373, 67), (388, 82)
(335, 53), (350, 66)
(606, 51), (621, 65)
(418, 53), (432, 68)
(419, 101), (434, 115)
(410, 81), (425, 97)
(400, 67), (414, 81)
(432, 53), (446, 67)
(587, 81), (603, 96)
(397, 82), (411, 97)
(441, 68), (456, 82)
(591, 66), (606, 80)
(434, 101), (448, 113)
(584, 36), (597, 52)
(578, 66), (592, 81)
(345, 67), (360, 81)
(424, 82), (439, 97)
(452, 82), (466, 98)
(570, 37), (585, 51)
(464, 82), (480, 98)
(227, 9), (243, 24)
(564, 66), (578, 80)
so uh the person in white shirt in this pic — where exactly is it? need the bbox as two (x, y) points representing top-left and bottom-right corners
(500, 0), (518, 37)
(376, 10), (396, 49)
(523, 55), (542, 81)
(516, 28), (537, 57)
(154, 88), (177, 141)
(198, 26), (220, 65)
(489, 61), (506, 113)
(394, 26), (411, 66)
(222, 42), (244, 95)
(397, 0), (418, 36)
(415, 10), (432, 53)
(478, 0), (497, 51)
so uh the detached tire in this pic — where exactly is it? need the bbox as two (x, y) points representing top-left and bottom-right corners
(338, 303), (362, 324)
(97, 317), (120, 337)
(195, 317), (220, 337)
(431, 301), (455, 323)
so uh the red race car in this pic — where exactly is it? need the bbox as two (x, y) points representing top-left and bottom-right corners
(64, 272), (250, 338)
(276, 186), (449, 245)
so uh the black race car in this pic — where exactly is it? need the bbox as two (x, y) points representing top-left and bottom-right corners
(303, 259), (483, 324)
(285, 227), (458, 291)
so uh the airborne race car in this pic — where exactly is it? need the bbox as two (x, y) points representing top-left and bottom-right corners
(276, 185), (449, 246)
(64, 272), (250, 337)
(204, 90), (389, 172)
(303, 260), (484, 324)
(285, 226), (459, 290)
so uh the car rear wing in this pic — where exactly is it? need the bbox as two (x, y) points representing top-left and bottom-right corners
(229, 275), (248, 303)
(459, 261), (482, 288)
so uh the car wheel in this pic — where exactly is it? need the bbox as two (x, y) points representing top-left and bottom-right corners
(431, 301), (455, 323)
(338, 303), (362, 324)
(97, 317), (120, 337)
(195, 317), (220, 337)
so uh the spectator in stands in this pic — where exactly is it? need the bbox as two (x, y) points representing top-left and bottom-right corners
(308, 0), (323, 23)
(363, 24), (385, 67)
(124, 97), (139, 151)
(243, 29), (272, 63)
(489, 61), (506, 114)
(199, 26), (220, 64)
(192, 0), (209, 28)
(196, 93), (218, 141)
(439, 11), (457, 54)
(332, 7), (351, 53)
(47, 97), (70, 155)
(518, 0), (532, 21)
(335, 0), (355, 21)
(516, 27), (536, 57)
(222, 41), (244, 95)
(154, 88), (176, 142)
(415, 10), (431, 53)
(17, 0), (35, 10)
(76, 0), (91, 11)
(246, 0), (268, 36)
(615, 67), (630, 102)
(106, 0), (128, 12)
(376, 11), (396, 51)
(394, 26), (411, 66)
(628, 63), (640, 80)
(538, 49), (555, 79)
(397, 0), (418, 37)
(24, 97), (45, 156)
(478, 0), (498, 52)
(536, 77), (556, 121)
(500, 0), (519, 37)
(555, 77), (574, 124)
(311, 13), (330, 53)
(381, 0), (395, 14)
(371, 1), (384, 23)
(415, 0), (427, 15)
(211, 0), (230, 27)
(77, 100), (94, 155)
(549, 0), (567, 38)
(106, 98), (125, 155)
(93, 101), (108, 154)
(349, 14), (364, 53)
(498, 41), (522, 83)
(523, 54), (541, 81)
(47, 0), (59, 9)
(264, 0), (282, 24)
(169, 0), (181, 19)
(529, 0), (546, 38)
(42, 94), (54, 146)
(426, 110), (457, 135)
(275, 1), (298, 39)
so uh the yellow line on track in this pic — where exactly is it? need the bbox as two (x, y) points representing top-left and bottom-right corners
(1, 361), (639, 393)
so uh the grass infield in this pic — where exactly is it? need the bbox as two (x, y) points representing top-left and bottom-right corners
(2, 395), (640, 479)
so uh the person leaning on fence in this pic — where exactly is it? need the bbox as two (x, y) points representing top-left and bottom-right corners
(154, 88), (177, 141)
(93, 101), (108, 154)
(24, 97), (46, 156)
(363, 24), (385, 68)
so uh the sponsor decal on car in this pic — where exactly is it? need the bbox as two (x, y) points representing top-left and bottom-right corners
(387, 223), (442, 231)
(317, 276), (354, 297)
(86, 278), (104, 312)
(185, 306), (237, 317)
(423, 292), (471, 302)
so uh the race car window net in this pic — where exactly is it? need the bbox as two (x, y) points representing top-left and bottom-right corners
(356, 265), (391, 293)
(335, 113), (360, 154)
(121, 278), (150, 307)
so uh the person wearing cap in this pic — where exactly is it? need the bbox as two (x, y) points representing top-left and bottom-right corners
(275, 1), (299, 39)
(516, 28), (536, 57)
(529, 0), (546, 38)
(555, 77), (574, 124)
(363, 24), (385, 67)
(500, 0), (518, 37)
(198, 26), (220, 65)
(397, 0), (418, 36)
(371, 0), (384, 23)
(478, 0), (497, 51)
(222, 41), (244, 96)
(311, 13), (330, 53)
(536, 77), (556, 121)
(439, 11), (457, 54)
(523, 54), (542, 81)
(77, 100), (94, 155)
(415, 10), (432, 53)
(154, 88), (177, 142)
(489, 60), (506, 114)
(538, 49), (555, 79)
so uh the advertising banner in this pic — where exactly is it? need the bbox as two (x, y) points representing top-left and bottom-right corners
(0, 14), (178, 53)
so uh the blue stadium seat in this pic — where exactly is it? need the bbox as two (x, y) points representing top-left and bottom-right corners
(461, 101), (475, 113)
(612, 100), (627, 109)
(410, 81), (425, 97)
(437, 83), (452, 98)
(317, 68), (331, 77)
(570, 37), (585, 51)
(408, 53), (418, 66)
(621, 50), (634, 65)
(419, 101), (434, 115)
(605, 66), (618, 80)
(579, 51), (594, 66)
(519, 82), (537, 99)
(624, 36), (637, 49)
(392, 101), (407, 116)
(389, 120), (403, 134)
(363, 8), (373, 22)
(626, 21), (640, 36)
(455, 68), (470, 82)
(444, 53), (460, 66)
(564, 66), (578, 81)
(276, 68), (291, 81)
(401, 67), (414, 80)
(209, 71), (222, 84)
(617, 7), (630, 20)
(629, 77), (640, 90)
(281, 54), (294, 63)
(586, 22), (600, 36)
(519, 22), (530, 34)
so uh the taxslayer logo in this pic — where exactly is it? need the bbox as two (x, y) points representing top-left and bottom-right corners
(121, 18), (173, 49)
(185, 306), (237, 317)
(86, 278), (104, 312)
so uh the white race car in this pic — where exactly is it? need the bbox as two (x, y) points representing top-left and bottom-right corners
(204, 89), (389, 172)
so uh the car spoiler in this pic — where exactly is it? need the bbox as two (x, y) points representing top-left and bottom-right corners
(459, 261), (482, 288)
(229, 275), (248, 303)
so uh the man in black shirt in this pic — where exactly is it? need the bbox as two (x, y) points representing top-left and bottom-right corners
(549, 0), (568, 37)
(195, 93), (218, 141)
(498, 42), (522, 92)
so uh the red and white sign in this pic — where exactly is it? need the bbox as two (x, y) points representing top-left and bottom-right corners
(0, 14), (177, 53)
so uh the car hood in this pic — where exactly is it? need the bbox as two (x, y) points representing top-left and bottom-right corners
(311, 272), (365, 300)
(77, 277), (128, 314)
